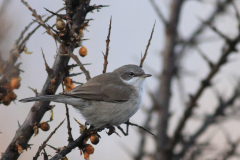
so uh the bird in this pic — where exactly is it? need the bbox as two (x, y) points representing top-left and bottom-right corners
(20, 64), (151, 131)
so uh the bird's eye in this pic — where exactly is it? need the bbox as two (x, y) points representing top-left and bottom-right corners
(129, 72), (134, 77)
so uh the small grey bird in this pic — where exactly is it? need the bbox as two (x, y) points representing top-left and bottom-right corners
(20, 64), (151, 129)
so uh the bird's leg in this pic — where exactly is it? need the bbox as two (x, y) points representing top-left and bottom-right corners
(106, 125), (115, 135)
(126, 119), (129, 135)
(117, 119), (130, 136)
(117, 126), (128, 136)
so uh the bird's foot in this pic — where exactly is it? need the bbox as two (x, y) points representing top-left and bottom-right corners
(107, 126), (115, 135)
(106, 126), (121, 137)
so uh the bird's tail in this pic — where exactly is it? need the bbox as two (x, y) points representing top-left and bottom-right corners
(20, 94), (80, 106)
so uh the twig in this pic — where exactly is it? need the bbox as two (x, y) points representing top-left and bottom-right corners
(41, 48), (52, 74)
(15, 20), (35, 45)
(135, 106), (154, 160)
(177, 0), (232, 58)
(44, 8), (66, 20)
(178, 87), (240, 157)
(87, 4), (109, 12)
(21, 0), (61, 43)
(18, 7), (64, 50)
(125, 121), (155, 137)
(42, 149), (48, 160)
(61, 75), (73, 143)
(149, 0), (167, 25)
(46, 144), (59, 151)
(33, 119), (65, 160)
(64, 46), (91, 81)
(28, 86), (38, 96)
(194, 45), (214, 69)
(102, 17), (112, 73)
(139, 21), (155, 68)
(50, 131), (88, 160)
(203, 21), (230, 42)
(231, 0), (240, 31)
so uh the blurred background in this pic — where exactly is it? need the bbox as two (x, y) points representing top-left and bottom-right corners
(1, 0), (240, 160)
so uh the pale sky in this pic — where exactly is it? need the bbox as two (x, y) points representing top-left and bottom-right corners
(1, 0), (240, 160)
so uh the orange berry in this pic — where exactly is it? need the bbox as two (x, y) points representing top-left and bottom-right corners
(39, 122), (50, 131)
(84, 151), (89, 160)
(90, 134), (99, 145)
(86, 144), (94, 154)
(64, 77), (71, 86)
(79, 46), (88, 57)
(10, 78), (21, 89)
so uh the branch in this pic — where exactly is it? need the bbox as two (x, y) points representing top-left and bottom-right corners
(21, 0), (61, 43)
(149, 0), (167, 25)
(155, 0), (185, 159)
(33, 119), (65, 160)
(134, 106), (155, 160)
(18, 7), (65, 51)
(169, 31), (240, 154)
(178, 87), (240, 157)
(125, 121), (155, 137)
(102, 17), (112, 73)
(1, 1), (91, 159)
(50, 131), (88, 160)
(139, 21), (155, 68)
(61, 76), (73, 143)
(177, 0), (232, 58)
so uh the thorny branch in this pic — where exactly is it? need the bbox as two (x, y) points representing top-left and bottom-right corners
(149, 0), (167, 25)
(33, 119), (65, 160)
(156, 0), (185, 160)
(125, 121), (155, 137)
(1, 0), (92, 159)
(21, 0), (61, 43)
(178, 87), (240, 158)
(169, 24), (240, 155)
(102, 17), (112, 73)
(139, 21), (155, 68)
(61, 76), (73, 143)
(177, 0), (232, 58)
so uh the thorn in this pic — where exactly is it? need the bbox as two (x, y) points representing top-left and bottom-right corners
(68, 72), (83, 77)
(18, 121), (21, 128)
(195, 45), (214, 69)
(41, 48), (52, 74)
(28, 86), (38, 96)
(114, 131), (121, 137)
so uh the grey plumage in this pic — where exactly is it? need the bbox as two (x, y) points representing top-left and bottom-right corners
(20, 64), (151, 128)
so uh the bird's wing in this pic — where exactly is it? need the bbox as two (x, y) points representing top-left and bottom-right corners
(63, 73), (134, 102)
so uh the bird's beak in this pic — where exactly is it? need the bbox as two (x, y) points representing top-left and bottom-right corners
(142, 74), (152, 78)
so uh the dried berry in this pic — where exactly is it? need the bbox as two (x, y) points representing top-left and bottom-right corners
(79, 46), (88, 57)
(79, 29), (84, 37)
(56, 20), (65, 30)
